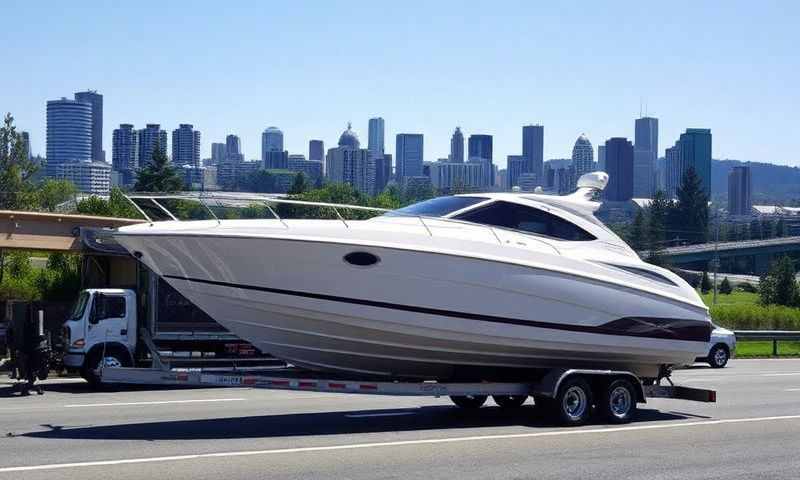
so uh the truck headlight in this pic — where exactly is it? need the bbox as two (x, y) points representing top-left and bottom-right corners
(72, 338), (85, 348)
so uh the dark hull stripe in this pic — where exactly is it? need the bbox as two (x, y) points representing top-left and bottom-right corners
(164, 275), (711, 342)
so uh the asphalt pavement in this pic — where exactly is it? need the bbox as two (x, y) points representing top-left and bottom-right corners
(1, 359), (799, 479)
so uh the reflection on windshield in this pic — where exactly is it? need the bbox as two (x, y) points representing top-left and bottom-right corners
(68, 291), (90, 321)
(384, 196), (487, 218)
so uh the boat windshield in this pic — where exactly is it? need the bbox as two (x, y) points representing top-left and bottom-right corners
(67, 291), (90, 322)
(384, 196), (487, 218)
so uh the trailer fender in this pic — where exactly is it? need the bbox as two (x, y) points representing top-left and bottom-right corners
(533, 369), (646, 403)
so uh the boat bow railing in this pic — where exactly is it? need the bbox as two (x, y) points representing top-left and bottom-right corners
(123, 192), (560, 255)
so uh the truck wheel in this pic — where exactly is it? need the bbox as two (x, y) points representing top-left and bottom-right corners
(493, 395), (527, 409)
(599, 378), (637, 424)
(553, 376), (593, 426)
(450, 395), (487, 409)
(82, 349), (129, 388)
(708, 345), (729, 368)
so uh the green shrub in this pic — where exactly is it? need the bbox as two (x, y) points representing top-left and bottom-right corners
(710, 303), (800, 330)
(738, 282), (758, 293)
(719, 277), (732, 295)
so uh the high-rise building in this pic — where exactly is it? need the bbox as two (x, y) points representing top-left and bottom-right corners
(571, 134), (594, 180)
(374, 153), (392, 193)
(678, 128), (712, 197)
(74, 90), (103, 161)
(261, 127), (284, 162)
(632, 117), (658, 198)
(112, 124), (139, 186)
(522, 125), (544, 181)
(429, 162), (484, 193)
(226, 134), (241, 156)
(604, 137), (634, 202)
(506, 155), (525, 190)
(326, 124), (375, 195)
(597, 145), (606, 172)
(137, 124), (168, 167)
(728, 165), (752, 216)
(264, 150), (289, 169)
(368, 117), (385, 159)
(309, 139), (324, 162)
(449, 127), (464, 163)
(54, 160), (111, 195)
(468, 134), (493, 186)
(288, 154), (323, 184)
(171, 124), (201, 167)
(211, 143), (227, 165)
(46, 97), (93, 176)
(396, 133), (424, 180)
(21, 131), (31, 160)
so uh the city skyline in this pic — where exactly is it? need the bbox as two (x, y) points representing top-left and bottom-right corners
(4, 1), (797, 168)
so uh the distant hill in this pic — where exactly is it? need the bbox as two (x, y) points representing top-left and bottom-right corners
(711, 159), (800, 204)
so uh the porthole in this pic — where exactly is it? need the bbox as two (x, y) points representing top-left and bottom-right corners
(343, 251), (380, 267)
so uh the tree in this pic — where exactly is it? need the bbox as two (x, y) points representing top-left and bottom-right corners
(75, 187), (144, 219)
(0, 113), (38, 210)
(134, 142), (183, 192)
(645, 190), (670, 266)
(674, 167), (709, 244)
(37, 179), (78, 212)
(288, 172), (310, 195)
(629, 210), (646, 252)
(719, 277), (732, 295)
(759, 255), (799, 307)
(6, 251), (31, 279)
(700, 271), (712, 294)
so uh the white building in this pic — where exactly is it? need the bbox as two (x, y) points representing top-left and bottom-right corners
(571, 134), (594, 179)
(54, 160), (111, 195)
(429, 162), (484, 193)
(326, 124), (375, 195)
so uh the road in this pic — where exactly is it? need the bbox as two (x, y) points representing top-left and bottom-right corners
(1, 359), (799, 479)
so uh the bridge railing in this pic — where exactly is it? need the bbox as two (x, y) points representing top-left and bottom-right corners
(734, 330), (800, 356)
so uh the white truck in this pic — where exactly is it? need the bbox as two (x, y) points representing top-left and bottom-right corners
(62, 288), (277, 387)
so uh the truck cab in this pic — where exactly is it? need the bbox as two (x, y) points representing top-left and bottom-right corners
(62, 288), (138, 385)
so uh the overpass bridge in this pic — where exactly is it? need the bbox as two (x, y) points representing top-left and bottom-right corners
(0, 210), (144, 252)
(662, 236), (800, 274)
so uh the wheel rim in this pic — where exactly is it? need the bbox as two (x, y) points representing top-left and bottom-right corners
(714, 348), (728, 366)
(609, 386), (632, 418)
(562, 386), (588, 420)
(97, 356), (122, 371)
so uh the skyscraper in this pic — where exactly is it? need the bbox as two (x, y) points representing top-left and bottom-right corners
(597, 145), (607, 172)
(326, 124), (375, 195)
(506, 155), (525, 190)
(172, 124), (201, 167)
(571, 134), (594, 180)
(603, 137), (634, 202)
(633, 117), (658, 198)
(46, 97), (92, 176)
(261, 126), (284, 161)
(21, 131), (31, 160)
(396, 133), (424, 179)
(211, 143), (227, 165)
(449, 127), (464, 163)
(226, 134), (241, 156)
(368, 117), (385, 159)
(137, 124), (168, 166)
(309, 140), (324, 162)
(728, 165), (752, 216)
(677, 128), (712, 197)
(112, 124), (139, 186)
(522, 124), (544, 180)
(468, 134), (493, 186)
(665, 143), (680, 199)
(74, 90), (103, 161)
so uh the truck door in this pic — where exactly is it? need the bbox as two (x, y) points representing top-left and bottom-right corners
(86, 293), (129, 348)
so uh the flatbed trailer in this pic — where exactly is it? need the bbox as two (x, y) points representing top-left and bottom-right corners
(101, 363), (716, 426)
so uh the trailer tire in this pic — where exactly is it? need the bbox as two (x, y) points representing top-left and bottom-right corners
(492, 395), (527, 409)
(599, 378), (637, 424)
(82, 347), (131, 389)
(450, 395), (487, 409)
(553, 376), (593, 426)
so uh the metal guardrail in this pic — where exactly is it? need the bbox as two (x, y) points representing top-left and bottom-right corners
(734, 330), (800, 356)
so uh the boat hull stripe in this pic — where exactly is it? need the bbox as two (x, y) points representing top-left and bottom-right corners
(163, 275), (711, 342)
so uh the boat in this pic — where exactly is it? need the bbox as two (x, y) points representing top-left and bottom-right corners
(113, 172), (712, 381)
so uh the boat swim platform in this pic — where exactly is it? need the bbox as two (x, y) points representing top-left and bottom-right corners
(0, 210), (144, 252)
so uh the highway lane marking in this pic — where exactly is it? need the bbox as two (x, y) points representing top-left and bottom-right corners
(786, 388), (800, 392)
(2, 413), (800, 473)
(63, 398), (246, 408)
(345, 412), (416, 418)
(762, 373), (800, 377)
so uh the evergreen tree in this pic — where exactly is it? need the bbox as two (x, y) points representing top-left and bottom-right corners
(700, 271), (712, 294)
(134, 142), (184, 192)
(759, 256), (799, 307)
(0, 113), (38, 210)
(674, 167), (709, 244)
(719, 277), (732, 295)
(645, 190), (670, 266)
(288, 172), (310, 195)
(630, 210), (646, 252)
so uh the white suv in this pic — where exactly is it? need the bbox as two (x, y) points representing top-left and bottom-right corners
(698, 325), (736, 368)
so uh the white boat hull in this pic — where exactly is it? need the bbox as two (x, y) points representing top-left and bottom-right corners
(116, 227), (711, 380)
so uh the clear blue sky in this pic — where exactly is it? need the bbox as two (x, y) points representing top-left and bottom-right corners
(3, 0), (798, 167)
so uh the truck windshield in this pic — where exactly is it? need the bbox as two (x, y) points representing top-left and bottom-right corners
(67, 291), (90, 321)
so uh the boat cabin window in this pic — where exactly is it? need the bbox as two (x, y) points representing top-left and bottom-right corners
(454, 201), (596, 241)
(385, 196), (488, 217)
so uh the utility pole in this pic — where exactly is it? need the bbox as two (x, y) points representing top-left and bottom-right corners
(712, 209), (720, 305)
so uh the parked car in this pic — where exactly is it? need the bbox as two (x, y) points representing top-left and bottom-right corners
(698, 325), (736, 368)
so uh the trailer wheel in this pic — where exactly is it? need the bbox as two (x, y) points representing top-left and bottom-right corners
(492, 395), (527, 409)
(599, 378), (637, 424)
(553, 376), (593, 426)
(450, 395), (487, 409)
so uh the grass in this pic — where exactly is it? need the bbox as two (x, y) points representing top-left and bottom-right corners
(701, 290), (759, 307)
(736, 340), (800, 358)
